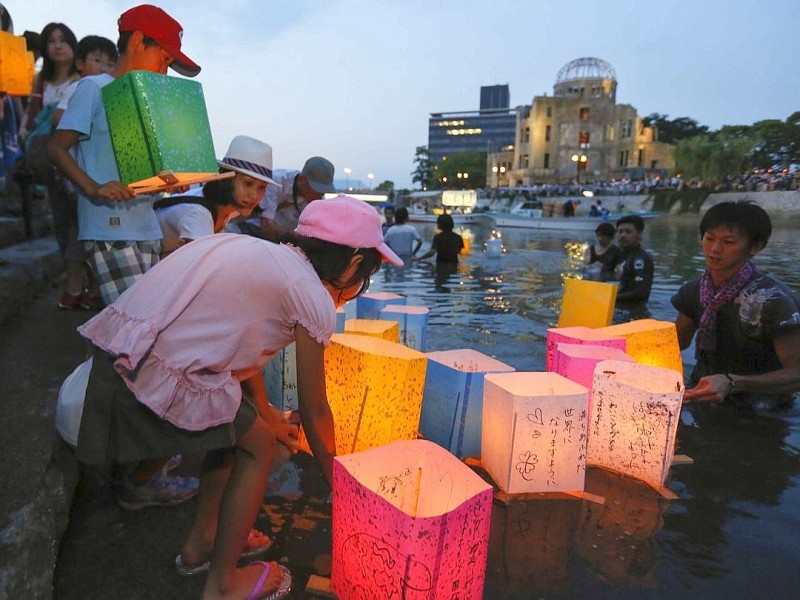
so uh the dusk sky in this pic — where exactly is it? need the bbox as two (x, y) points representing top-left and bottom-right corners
(12, 0), (799, 188)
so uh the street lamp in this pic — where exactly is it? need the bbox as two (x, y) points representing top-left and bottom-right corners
(344, 167), (352, 191)
(367, 173), (374, 190)
(491, 165), (506, 187)
(570, 153), (587, 185)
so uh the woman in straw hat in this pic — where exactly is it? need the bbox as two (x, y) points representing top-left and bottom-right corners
(74, 195), (402, 599)
(155, 135), (278, 255)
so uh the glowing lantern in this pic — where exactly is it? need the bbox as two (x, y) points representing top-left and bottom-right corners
(102, 71), (227, 194)
(262, 342), (297, 411)
(356, 291), (406, 319)
(299, 334), (427, 454)
(552, 343), (633, 399)
(598, 319), (683, 374)
(557, 279), (618, 328)
(0, 31), (34, 95)
(335, 307), (346, 333)
(344, 318), (399, 342)
(482, 372), (590, 494)
(588, 360), (684, 490)
(379, 304), (430, 351)
(545, 326), (626, 371)
(419, 349), (515, 459)
(332, 439), (493, 600)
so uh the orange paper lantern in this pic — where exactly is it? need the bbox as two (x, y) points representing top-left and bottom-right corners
(598, 319), (683, 374)
(0, 31), (34, 96)
(299, 334), (427, 454)
(344, 318), (399, 342)
(557, 278), (618, 328)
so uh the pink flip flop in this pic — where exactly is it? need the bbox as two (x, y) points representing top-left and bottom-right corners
(245, 561), (292, 600)
(175, 529), (273, 576)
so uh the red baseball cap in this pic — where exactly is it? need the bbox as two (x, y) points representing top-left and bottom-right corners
(118, 4), (200, 77)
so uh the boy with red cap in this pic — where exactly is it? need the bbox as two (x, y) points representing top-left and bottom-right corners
(47, 5), (202, 514)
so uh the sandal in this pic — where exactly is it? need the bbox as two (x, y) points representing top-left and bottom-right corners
(245, 561), (292, 600)
(175, 529), (272, 576)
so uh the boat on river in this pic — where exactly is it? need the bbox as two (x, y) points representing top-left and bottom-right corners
(404, 189), (492, 225)
(485, 199), (660, 231)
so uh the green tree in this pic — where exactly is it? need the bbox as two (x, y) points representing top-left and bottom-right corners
(375, 179), (395, 200)
(411, 146), (432, 190)
(643, 113), (709, 144)
(433, 151), (487, 189)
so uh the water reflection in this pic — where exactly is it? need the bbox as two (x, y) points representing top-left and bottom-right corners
(367, 216), (800, 597)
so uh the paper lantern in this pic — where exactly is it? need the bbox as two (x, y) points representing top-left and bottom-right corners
(598, 319), (683, 374)
(0, 31), (34, 96)
(552, 343), (633, 399)
(557, 278), (618, 328)
(482, 372), (590, 494)
(335, 307), (346, 333)
(379, 304), (430, 351)
(545, 326), (626, 371)
(262, 342), (297, 411)
(486, 237), (503, 258)
(587, 360), (684, 489)
(574, 467), (667, 587)
(344, 318), (399, 342)
(332, 439), (493, 600)
(356, 291), (406, 319)
(487, 498), (580, 593)
(299, 334), (427, 454)
(419, 349), (515, 459)
(102, 71), (226, 193)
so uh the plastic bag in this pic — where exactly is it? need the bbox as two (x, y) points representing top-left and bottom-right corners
(55, 356), (93, 447)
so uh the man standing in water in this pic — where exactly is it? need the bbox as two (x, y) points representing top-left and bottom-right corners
(672, 201), (800, 409)
(614, 214), (654, 302)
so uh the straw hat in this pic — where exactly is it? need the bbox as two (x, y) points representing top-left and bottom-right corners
(217, 136), (279, 185)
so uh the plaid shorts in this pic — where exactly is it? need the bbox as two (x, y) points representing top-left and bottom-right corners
(87, 240), (161, 305)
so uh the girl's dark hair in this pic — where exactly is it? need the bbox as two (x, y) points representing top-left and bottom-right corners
(273, 232), (382, 294)
(77, 35), (118, 63)
(39, 23), (78, 81)
(437, 213), (455, 232)
(1, 4), (13, 33)
(699, 200), (772, 249)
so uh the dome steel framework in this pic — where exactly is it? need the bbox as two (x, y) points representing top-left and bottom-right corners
(555, 57), (617, 84)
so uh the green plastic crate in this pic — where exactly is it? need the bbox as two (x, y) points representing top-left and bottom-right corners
(102, 71), (217, 185)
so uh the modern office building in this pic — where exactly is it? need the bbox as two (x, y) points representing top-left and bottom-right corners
(490, 57), (674, 186)
(428, 85), (516, 164)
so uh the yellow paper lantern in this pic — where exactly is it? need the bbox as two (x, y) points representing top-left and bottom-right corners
(299, 333), (427, 454)
(545, 325), (627, 371)
(482, 372), (590, 494)
(598, 319), (683, 374)
(557, 278), (618, 328)
(332, 439), (493, 599)
(588, 359), (684, 489)
(343, 318), (399, 342)
(0, 31), (34, 96)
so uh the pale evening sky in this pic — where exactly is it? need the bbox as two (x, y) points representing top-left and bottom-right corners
(10, 0), (799, 189)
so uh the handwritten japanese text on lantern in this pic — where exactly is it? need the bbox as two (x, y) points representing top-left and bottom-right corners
(332, 439), (493, 600)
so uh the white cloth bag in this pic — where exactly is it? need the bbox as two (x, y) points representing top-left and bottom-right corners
(55, 356), (93, 447)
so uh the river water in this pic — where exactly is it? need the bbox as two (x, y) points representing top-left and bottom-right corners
(364, 216), (800, 599)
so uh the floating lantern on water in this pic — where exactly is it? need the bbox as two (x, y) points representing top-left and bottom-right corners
(557, 279), (618, 328)
(0, 31), (35, 95)
(262, 342), (297, 411)
(485, 230), (504, 258)
(102, 71), (228, 194)
(598, 319), (683, 374)
(482, 372), (590, 495)
(332, 439), (493, 600)
(344, 318), (399, 342)
(299, 334), (427, 454)
(379, 304), (430, 351)
(545, 326), (626, 371)
(356, 291), (406, 320)
(587, 359), (684, 490)
(552, 343), (633, 401)
(419, 349), (515, 459)
(335, 307), (346, 333)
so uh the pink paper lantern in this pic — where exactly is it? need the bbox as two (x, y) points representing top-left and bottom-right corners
(332, 439), (493, 599)
(588, 359), (684, 489)
(482, 372), (590, 494)
(552, 343), (634, 398)
(545, 326), (626, 371)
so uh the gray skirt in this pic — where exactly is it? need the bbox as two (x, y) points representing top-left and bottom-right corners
(76, 349), (257, 465)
